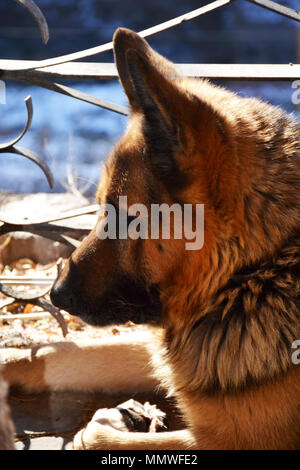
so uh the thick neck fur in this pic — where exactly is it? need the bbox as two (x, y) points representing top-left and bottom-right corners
(164, 232), (300, 394)
(162, 84), (300, 394)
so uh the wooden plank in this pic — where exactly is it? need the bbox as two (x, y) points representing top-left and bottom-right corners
(1, 61), (300, 81)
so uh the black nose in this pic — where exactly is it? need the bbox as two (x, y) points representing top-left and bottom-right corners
(50, 281), (74, 312)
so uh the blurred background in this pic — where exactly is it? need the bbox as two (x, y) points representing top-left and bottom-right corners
(0, 0), (299, 194)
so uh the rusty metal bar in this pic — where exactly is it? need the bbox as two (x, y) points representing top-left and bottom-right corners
(3, 0), (235, 72)
(0, 62), (299, 116)
(246, 0), (300, 22)
(0, 203), (99, 225)
(0, 96), (54, 187)
(12, 0), (49, 43)
(18, 76), (129, 115)
(2, 61), (300, 82)
(0, 205), (99, 249)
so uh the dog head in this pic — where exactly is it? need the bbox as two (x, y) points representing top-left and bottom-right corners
(50, 28), (300, 328)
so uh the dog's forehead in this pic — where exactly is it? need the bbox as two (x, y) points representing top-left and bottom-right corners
(96, 114), (150, 205)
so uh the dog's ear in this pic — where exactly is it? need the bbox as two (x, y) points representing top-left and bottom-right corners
(113, 28), (181, 109)
(113, 28), (230, 190)
(113, 28), (191, 183)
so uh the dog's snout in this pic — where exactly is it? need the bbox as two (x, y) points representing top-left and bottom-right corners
(50, 281), (74, 312)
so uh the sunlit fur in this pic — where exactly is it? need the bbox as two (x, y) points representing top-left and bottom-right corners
(49, 28), (300, 449)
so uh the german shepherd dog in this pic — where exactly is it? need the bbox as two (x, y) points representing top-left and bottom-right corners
(2, 28), (300, 450)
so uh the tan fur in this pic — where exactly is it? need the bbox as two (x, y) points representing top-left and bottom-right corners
(2, 330), (159, 394)
(3, 28), (300, 450)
